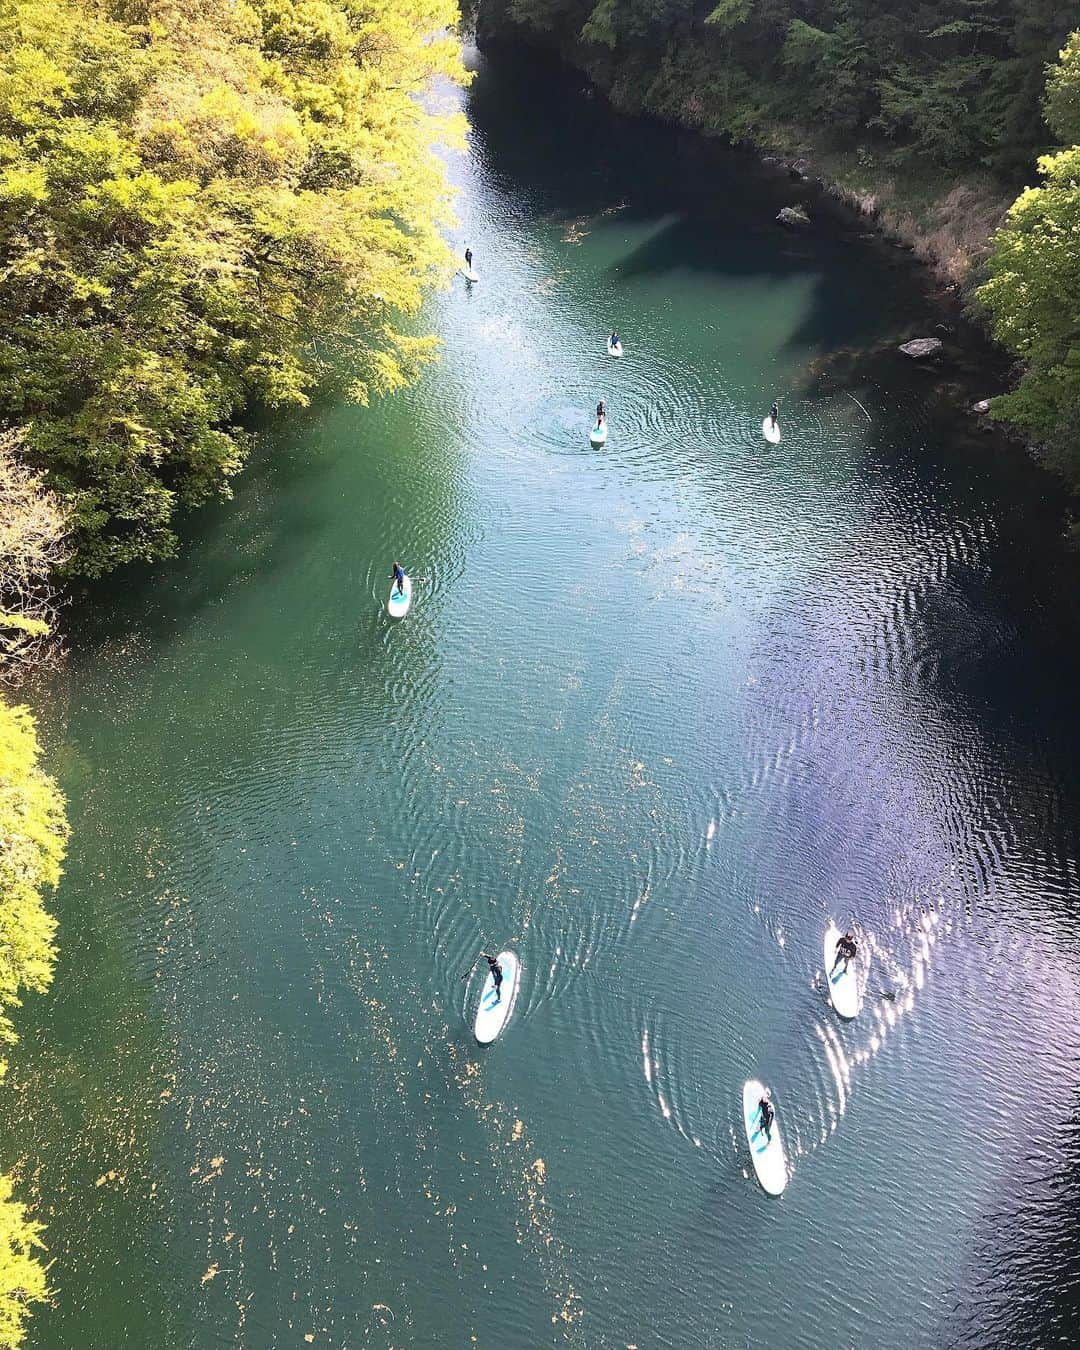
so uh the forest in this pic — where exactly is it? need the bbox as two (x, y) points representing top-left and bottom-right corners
(478, 0), (1080, 487)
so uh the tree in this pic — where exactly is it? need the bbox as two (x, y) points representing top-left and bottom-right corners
(0, 0), (467, 575)
(1045, 29), (1080, 144)
(979, 34), (1080, 477)
(0, 1176), (47, 1350)
(0, 699), (67, 1346)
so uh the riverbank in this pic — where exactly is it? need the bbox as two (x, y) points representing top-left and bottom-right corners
(474, 8), (1012, 292)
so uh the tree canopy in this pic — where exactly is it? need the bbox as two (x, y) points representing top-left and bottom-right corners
(0, 698), (67, 1346)
(979, 32), (1080, 484)
(0, 0), (466, 575)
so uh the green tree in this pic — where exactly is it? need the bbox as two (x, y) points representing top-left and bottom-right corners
(0, 698), (67, 1346)
(0, 0), (466, 575)
(979, 33), (1080, 478)
(1045, 29), (1080, 144)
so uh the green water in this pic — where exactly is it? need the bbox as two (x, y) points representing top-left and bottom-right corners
(9, 48), (1080, 1350)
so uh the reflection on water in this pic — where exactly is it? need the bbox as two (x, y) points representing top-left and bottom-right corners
(4, 44), (1080, 1350)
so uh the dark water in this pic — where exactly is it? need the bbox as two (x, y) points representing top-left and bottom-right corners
(7, 47), (1080, 1350)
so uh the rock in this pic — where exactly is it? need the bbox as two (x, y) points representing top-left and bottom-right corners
(761, 155), (783, 167)
(972, 399), (992, 414)
(791, 158), (812, 177)
(898, 337), (943, 359)
(777, 205), (810, 228)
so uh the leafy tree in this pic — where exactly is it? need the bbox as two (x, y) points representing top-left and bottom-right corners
(0, 699), (66, 1346)
(0, 0), (466, 575)
(0, 1176), (47, 1350)
(979, 136), (1080, 475)
(1045, 30), (1080, 144)
(0, 701), (65, 1050)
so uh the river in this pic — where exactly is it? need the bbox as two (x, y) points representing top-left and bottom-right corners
(7, 45), (1080, 1350)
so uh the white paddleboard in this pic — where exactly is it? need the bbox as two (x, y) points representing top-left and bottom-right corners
(474, 950), (520, 1044)
(387, 574), (411, 618)
(762, 416), (781, 444)
(607, 338), (623, 358)
(460, 268), (479, 283)
(824, 923), (861, 1019)
(589, 419), (608, 446)
(743, 1079), (787, 1196)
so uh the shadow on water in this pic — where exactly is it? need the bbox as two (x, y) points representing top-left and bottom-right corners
(466, 47), (989, 358)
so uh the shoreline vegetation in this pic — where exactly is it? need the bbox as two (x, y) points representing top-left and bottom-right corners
(474, 0), (1080, 516)
(0, 0), (467, 1342)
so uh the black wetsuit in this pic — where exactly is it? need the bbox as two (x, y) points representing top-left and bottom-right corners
(759, 1100), (774, 1137)
(465, 249), (473, 269)
(485, 955), (503, 1003)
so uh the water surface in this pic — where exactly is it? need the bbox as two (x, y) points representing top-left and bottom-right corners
(8, 48), (1080, 1350)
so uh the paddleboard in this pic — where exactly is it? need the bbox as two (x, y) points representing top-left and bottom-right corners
(743, 1079), (787, 1196)
(474, 950), (520, 1044)
(589, 419), (608, 446)
(607, 338), (623, 358)
(387, 574), (411, 618)
(824, 923), (861, 1019)
(762, 415), (781, 444)
(460, 268), (479, 283)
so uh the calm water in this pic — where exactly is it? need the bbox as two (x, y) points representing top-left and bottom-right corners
(8, 48), (1080, 1350)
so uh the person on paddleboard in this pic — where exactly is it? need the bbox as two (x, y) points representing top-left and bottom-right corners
(482, 952), (503, 1003)
(769, 400), (779, 429)
(390, 560), (406, 596)
(464, 247), (473, 270)
(833, 929), (857, 971)
(758, 1093), (775, 1138)
(609, 330), (619, 347)
(596, 399), (607, 425)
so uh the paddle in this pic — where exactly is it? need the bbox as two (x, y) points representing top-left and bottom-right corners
(460, 955), (483, 982)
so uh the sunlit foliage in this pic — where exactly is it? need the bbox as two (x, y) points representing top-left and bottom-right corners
(0, 700), (67, 1345)
(980, 33), (1080, 479)
(0, 0), (466, 574)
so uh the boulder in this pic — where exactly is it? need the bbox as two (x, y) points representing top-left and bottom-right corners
(972, 399), (992, 414)
(791, 158), (812, 177)
(777, 205), (810, 228)
(898, 337), (943, 359)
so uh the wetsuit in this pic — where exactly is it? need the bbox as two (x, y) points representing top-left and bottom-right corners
(759, 1099), (774, 1137)
(485, 954), (503, 1003)
(465, 248), (473, 269)
(596, 401), (607, 424)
